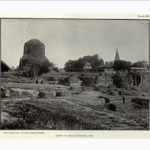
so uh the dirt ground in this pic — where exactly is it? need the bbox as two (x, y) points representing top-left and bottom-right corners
(1, 81), (149, 130)
(66, 90), (149, 117)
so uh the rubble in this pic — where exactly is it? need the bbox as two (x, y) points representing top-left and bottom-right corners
(131, 97), (149, 109)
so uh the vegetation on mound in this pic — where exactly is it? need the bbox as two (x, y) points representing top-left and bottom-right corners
(64, 54), (104, 72)
(17, 60), (52, 77)
(1, 99), (149, 130)
(1, 100), (108, 130)
(78, 76), (97, 87)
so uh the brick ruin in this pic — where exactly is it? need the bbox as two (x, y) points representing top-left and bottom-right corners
(19, 39), (49, 70)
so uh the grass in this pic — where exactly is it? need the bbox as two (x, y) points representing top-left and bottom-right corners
(1, 96), (149, 130)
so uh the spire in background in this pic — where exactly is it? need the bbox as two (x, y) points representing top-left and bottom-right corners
(115, 48), (120, 61)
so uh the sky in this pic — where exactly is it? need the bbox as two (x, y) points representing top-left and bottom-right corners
(1, 19), (149, 68)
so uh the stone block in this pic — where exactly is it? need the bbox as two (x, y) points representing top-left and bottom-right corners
(56, 90), (70, 97)
(38, 91), (56, 99)
(110, 91), (118, 96)
(10, 88), (22, 98)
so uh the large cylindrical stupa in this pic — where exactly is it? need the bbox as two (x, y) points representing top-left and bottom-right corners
(19, 39), (49, 70)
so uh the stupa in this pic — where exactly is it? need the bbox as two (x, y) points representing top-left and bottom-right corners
(19, 39), (49, 70)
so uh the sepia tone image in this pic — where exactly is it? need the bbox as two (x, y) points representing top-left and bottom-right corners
(0, 19), (149, 130)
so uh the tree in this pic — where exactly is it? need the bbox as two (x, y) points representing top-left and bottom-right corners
(53, 67), (59, 72)
(113, 60), (132, 71)
(39, 61), (51, 74)
(1, 61), (10, 72)
(64, 60), (76, 71)
(132, 60), (148, 68)
(99, 58), (104, 66)
(19, 60), (53, 77)
(29, 61), (54, 77)
(49, 62), (55, 68)
(64, 54), (104, 71)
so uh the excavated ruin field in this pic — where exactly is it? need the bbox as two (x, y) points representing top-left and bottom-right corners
(1, 80), (149, 130)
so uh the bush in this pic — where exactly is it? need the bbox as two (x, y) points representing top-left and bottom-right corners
(1, 61), (10, 72)
(79, 76), (97, 87)
(113, 60), (132, 71)
(19, 60), (52, 77)
(112, 74), (122, 88)
(64, 54), (104, 72)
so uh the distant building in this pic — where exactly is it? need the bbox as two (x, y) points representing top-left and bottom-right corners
(59, 68), (65, 73)
(115, 48), (120, 61)
(102, 61), (114, 74)
(96, 49), (121, 74)
(104, 67), (115, 74)
(83, 62), (92, 72)
(96, 61), (114, 73)
(105, 61), (114, 67)
(131, 67), (148, 74)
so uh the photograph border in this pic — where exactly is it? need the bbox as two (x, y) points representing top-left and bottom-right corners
(0, 14), (150, 139)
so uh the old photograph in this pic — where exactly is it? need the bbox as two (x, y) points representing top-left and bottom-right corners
(0, 18), (149, 130)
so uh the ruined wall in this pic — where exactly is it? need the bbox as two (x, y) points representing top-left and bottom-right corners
(58, 75), (82, 86)
(96, 76), (113, 87)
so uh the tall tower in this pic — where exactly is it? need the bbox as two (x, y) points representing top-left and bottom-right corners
(19, 39), (49, 70)
(115, 48), (120, 61)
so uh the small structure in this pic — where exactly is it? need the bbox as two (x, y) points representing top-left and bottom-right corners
(83, 62), (92, 72)
(36, 77), (44, 84)
(59, 68), (65, 73)
(102, 61), (115, 74)
(104, 67), (115, 74)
